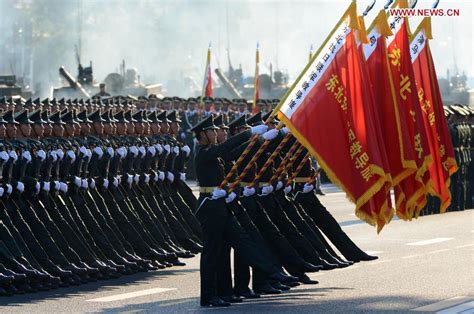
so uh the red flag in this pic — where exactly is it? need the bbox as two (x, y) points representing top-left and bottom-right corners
(386, 0), (433, 219)
(277, 2), (391, 231)
(202, 45), (212, 98)
(410, 17), (458, 212)
(252, 44), (260, 113)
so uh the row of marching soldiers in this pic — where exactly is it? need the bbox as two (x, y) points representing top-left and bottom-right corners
(191, 112), (378, 307)
(0, 104), (204, 296)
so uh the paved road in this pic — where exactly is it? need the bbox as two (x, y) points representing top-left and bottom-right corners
(1, 188), (473, 313)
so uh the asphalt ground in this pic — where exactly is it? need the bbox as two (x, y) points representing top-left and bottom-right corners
(1, 185), (472, 313)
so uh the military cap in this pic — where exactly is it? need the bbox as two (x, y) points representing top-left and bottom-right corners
(41, 110), (53, 123)
(187, 97), (197, 103)
(78, 110), (92, 123)
(41, 98), (50, 107)
(88, 109), (106, 122)
(190, 115), (219, 133)
(157, 111), (171, 123)
(124, 110), (137, 123)
(132, 110), (146, 122)
(114, 110), (129, 123)
(138, 96), (149, 101)
(0, 111), (7, 124)
(62, 110), (79, 124)
(203, 96), (214, 103)
(50, 111), (66, 125)
(167, 110), (182, 123)
(58, 98), (66, 105)
(33, 98), (41, 106)
(15, 110), (33, 124)
(246, 112), (263, 126)
(228, 114), (250, 130)
(14, 97), (25, 106)
(214, 115), (229, 129)
(147, 111), (162, 123)
(2, 110), (18, 124)
(29, 109), (47, 124)
(51, 98), (58, 106)
(0, 97), (6, 105)
(25, 98), (34, 108)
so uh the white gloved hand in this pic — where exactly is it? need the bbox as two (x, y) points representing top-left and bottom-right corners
(284, 185), (292, 194)
(9, 150), (18, 161)
(262, 128), (279, 141)
(94, 147), (104, 158)
(54, 181), (60, 191)
(22, 151), (32, 163)
(144, 174), (150, 184)
(37, 150), (46, 161)
(276, 181), (284, 191)
(67, 150), (76, 163)
(42, 182), (50, 192)
(303, 183), (314, 194)
(35, 182), (41, 194)
(56, 149), (64, 160)
(173, 146), (179, 155)
(281, 127), (290, 135)
(167, 172), (174, 183)
(163, 144), (171, 154)
(155, 144), (163, 155)
(89, 178), (96, 189)
(211, 188), (227, 200)
(0, 187), (4, 197)
(127, 174), (133, 185)
(85, 148), (92, 159)
(0, 151), (9, 161)
(158, 171), (165, 181)
(260, 184), (274, 195)
(134, 174), (140, 184)
(6, 184), (13, 195)
(74, 176), (82, 187)
(129, 146), (138, 157)
(113, 177), (119, 187)
(79, 146), (87, 156)
(81, 179), (88, 189)
(147, 146), (156, 156)
(251, 124), (268, 135)
(179, 172), (186, 182)
(117, 147), (126, 159)
(181, 145), (191, 157)
(138, 146), (146, 157)
(106, 147), (114, 157)
(49, 150), (57, 162)
(243, 186), (256, 197)
(225, 192), (237, 203)
(16, 181), (24, 193)
(59, 182), (68, 193)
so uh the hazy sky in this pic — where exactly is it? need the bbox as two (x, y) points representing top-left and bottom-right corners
(1, 0), (472, 95)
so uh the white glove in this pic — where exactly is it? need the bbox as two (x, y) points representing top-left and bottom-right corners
(129, 146), (138, 157)
(106, 147), (114, 157)
(134, 174), (140, 184)
(251, 124), (268, 135)
(276, 181), (284, 191)
(117, 175), (122, 185)
(94, 147), (104, 158)
(89, 178), (96, 189)
(181, 145), (191, 157)
(147, 146), (156, 157)
(6, 184), (12, 195)
(56, 149), (64, 160)
(281, 127), (290, 135)
(127, 174), (134, 185)
(303, 183), (314, 194)
(138, 146), (146, 157)
(103, 179), (109, 189)
(243, 186), (256, 197)
(49, 150), (57, 162)
(284, 185), (292, 194)
(163, 144), (171, 154)
(167, 172), (174, 183)
(117, 147), (127, 159)
(74, 176), (82, 187)
(54, 181), (60, 191)
(37, 150), (46, 161)
(144, 174), (150, 184)
(9, 150), (18, 161)
(35, 182), (41, 194)
(0, 151), (9, 161)
(79, 146), (87, 156)
(42, 182), (50, 192)
(81, 179), (88, 189)
(86, 149), (92, 158)
(153, 173), (159, 182)
(113, 177), (119, 187)
(262, 128), (279, 141)
(211, 188), (227, 200)
(173, 146), (179, 155)
(155, 144), (163, 155)
(0, 187), (4, 197)
(158, 171), (165, 181)
(59, 182), (68, 193)
(225, 192), (237, 203)
(16, 181), (24, 193)
(22, 151), (32, 163)
(67, 150), (76, 163)
(179, 172), (186, 182)
(261, 184), (274, 195)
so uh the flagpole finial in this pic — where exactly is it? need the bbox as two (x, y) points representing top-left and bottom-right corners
(208, 42), (212, 49)
(257, 42), (260, 49)
(310, 44), (313, 53)
(363, 0), (376, 16)
(384, 0), (393, 9)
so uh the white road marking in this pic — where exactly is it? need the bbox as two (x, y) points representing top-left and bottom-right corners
(428, 249), (451, 254)
(87, 287), (177, 302)
(455, 243), (474, 249)
(411, 296), (472, 312)
(437, 301), (474, 314)
(406, 237), (454, 246)
(401, 254), (421, 259)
